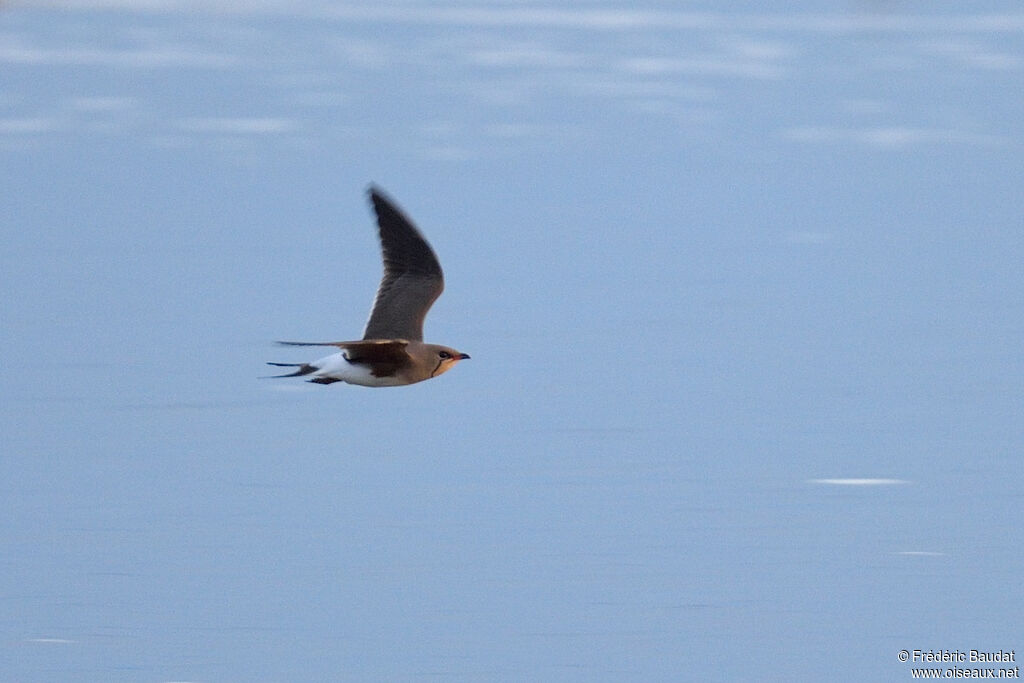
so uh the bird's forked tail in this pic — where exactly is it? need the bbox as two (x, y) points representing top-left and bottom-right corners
(264, 362), (318, 378)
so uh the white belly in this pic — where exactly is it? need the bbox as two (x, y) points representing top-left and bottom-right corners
(310, 351), (407, 387)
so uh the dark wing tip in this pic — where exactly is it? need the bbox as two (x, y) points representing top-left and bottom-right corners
(366, 183), (390, 209)
(364, 186), (442, 273)
(367, 184), (403, 224)
(366, 186), (421, 235)
(275, 340), (342, 347)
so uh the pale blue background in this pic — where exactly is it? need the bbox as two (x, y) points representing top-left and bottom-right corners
(2, 2), (1022, 681)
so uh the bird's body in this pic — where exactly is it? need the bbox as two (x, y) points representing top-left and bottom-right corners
(267, 187), (469, 387)
(268, 340), (466, 387)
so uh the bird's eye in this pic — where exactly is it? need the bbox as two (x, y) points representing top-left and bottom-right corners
(439, 351), (451, 359)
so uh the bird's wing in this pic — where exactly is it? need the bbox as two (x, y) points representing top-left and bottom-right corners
(276, 339), (411, 364)
(361, 187), (444, 342)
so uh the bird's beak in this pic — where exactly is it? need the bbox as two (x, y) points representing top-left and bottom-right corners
(459, 353), (471, 360)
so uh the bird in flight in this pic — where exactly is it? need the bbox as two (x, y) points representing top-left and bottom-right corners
(267, 186), (469, 387)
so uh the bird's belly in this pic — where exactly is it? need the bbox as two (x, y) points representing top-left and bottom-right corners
(311, 352), (407, 387)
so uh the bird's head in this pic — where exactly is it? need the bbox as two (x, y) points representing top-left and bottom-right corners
(429, 345), (471, 377)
